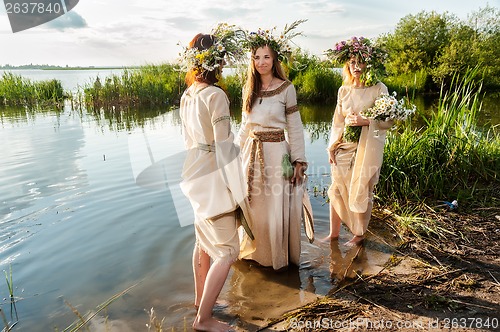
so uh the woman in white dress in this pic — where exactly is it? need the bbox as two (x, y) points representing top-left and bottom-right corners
(179, 26), (248, 332)
(324, 37), (392, 246)
(237, 22), (308, 271)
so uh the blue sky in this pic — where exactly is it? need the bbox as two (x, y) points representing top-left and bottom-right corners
(0, 0), (497, 66)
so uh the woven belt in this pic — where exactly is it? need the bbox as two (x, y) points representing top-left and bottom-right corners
(247, 130), (286, 201)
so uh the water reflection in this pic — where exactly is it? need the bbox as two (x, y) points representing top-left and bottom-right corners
(0, 105), (64, 125)
(225, 261), (312, 330)
(329, 241), (368, 283)
(85, 107), (171, 132)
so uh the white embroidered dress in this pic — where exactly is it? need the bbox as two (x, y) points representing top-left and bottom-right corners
(327, 82), (393, 236)
(179, 83), (241, 263)
(237, 80), (307, 270)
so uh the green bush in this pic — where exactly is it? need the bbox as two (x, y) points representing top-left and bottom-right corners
(384, 69), (429, 97)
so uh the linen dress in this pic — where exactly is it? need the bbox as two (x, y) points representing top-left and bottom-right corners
(327, 82), (393, 236)
(237, 80), (307, 270)
(179, 83), (241, 263)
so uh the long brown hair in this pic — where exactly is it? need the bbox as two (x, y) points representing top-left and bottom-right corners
(242, 45), (288, 113)
(185, 33), (224, 87)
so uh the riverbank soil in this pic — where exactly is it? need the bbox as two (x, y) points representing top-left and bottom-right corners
(265, 205), (500, 331)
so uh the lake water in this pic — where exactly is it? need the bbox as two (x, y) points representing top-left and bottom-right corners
(0, 70), (497, 331)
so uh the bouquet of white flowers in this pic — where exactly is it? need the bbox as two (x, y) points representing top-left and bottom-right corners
(361, 92), (416, 121)
(343, 92), (415, 142)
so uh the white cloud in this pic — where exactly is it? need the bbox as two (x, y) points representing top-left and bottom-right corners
(0, 0), (495, 66)
(45, 11), (88, 30)
(297, 0), (345, 14)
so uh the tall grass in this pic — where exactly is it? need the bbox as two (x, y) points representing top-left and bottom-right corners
(384, 69), (429, 97)
(287, 50), (343, 103)
(221, 71), (245, 106)
(78, 64), (184, 111)
(379, 67), (500, 207)
(0, 72), (64, 107)
(292, 65), (342, 103)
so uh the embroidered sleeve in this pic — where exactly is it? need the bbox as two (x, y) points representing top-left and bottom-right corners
(212, 115), (230, 126)
(284, 83), (307, 164)
(285, 105), (299, 115)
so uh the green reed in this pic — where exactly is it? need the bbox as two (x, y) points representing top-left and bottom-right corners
(384, 69), (428, 97)
(292, 64), (342, 103)
(379, 66), (499, 207)
(221, 70), (245, 106)
(60, 283), (137, 332)
(79, 64), (184, 111)
(0, 72), (64, 107)
(2, 265), (19, 330)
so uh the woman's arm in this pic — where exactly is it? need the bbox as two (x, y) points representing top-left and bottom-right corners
(284, 84), (307, 185)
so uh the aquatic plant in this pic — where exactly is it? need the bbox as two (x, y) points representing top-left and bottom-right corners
(0, 72), (64, 107)
(78, 64), (184, 111)
(379, 66), (499, 206)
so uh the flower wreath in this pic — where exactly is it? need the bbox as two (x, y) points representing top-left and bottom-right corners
(179, 23), (246, 73)
(325, 36), (387, 86)
(243, 19), (307, 63)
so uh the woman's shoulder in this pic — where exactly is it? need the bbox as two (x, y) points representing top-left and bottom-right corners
(338, 85), (350, 96)
(373, 81), (388, 93)
(262, 80), (294, 98)
(276, 79), (293, 90)
(198, 84), (228, 100)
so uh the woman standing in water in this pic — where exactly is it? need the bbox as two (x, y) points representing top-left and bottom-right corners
(178, 24), (250, 331)
(237, 21), (311, 270)
(324, 36), (391, 246)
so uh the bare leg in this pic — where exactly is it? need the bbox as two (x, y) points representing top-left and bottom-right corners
(345, 210), (368, 247)
(193, 246), (210, 310)
(193, 260), (233, 332)
(321, 203), (342, 241)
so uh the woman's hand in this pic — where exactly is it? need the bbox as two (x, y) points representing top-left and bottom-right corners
(345, 112), (369, 126)
(329, 149), (336, 165)
(291, 161), (306, 186)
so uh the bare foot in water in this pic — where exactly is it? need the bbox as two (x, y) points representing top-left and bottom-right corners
(193, 317), (232, 332)
(345, 235), (364, 247)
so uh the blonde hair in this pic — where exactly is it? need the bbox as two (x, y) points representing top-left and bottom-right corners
(242, 46), (288, 113)
(342, 62), (355, 86)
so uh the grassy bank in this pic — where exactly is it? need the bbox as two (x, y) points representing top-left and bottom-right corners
(379, 68), (499, 211)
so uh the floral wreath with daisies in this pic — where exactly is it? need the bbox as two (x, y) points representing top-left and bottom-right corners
(243, 19), (307, 63)
(179, 23), (246, 74)
(325, 36), (387, 86)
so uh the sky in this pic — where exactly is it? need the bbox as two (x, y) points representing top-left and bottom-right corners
(0, 0), (497, 67)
